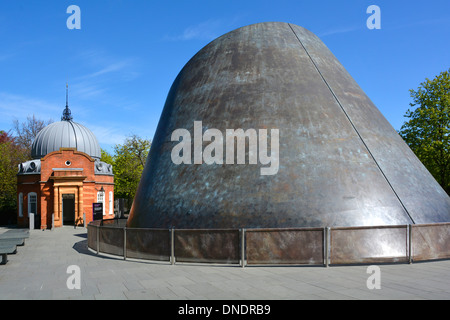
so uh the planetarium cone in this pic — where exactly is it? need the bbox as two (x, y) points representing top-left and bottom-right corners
(127, 22), (450, 229)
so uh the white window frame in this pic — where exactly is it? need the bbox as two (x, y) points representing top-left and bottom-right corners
(109, 191), (113, 216)
(28, 192), (37, 216)
(97, 191), (105, 216)
(18, 193), (23, 217)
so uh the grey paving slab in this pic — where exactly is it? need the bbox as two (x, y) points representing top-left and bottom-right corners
(124, 289), (161, 300)
(1, 226), (450, 300)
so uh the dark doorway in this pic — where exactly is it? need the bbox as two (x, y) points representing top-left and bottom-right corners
(62, 194), (75, 225)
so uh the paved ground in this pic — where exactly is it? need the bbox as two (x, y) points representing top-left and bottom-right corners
(1, 226), (450, 300)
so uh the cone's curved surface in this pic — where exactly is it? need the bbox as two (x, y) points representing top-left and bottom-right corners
(127, 22), (450, 229)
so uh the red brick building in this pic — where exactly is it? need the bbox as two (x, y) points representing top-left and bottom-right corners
(17, 99), (114, 229)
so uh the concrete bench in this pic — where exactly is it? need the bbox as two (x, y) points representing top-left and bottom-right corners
(0, 239), (20, 250)
(0, 238), (25, 246)
(0, 230), (28, 264)
(0, 230), (28, 248)
(3, 230), (30, 238)
(0, 233), (28, 243)
(0, 243), (17, 265)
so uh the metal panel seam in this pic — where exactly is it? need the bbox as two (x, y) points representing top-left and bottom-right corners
(287, 23), (415, 224)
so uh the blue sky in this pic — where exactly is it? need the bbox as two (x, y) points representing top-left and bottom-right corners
(0, 0), (449, 154)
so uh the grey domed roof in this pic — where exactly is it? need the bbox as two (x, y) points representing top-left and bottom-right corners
(31, 106), (101, 160)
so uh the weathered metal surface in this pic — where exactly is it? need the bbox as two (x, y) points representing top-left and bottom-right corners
(174, 229), (240, 263)
(101, 219), (127, 227)
(126, 228), (170, 261)
(127, 22), (450, 230)
(330, 226), (408, 264)
(99, 226), (124, 256)
(87, 224), (97, 251)
(246, 228), (324, 265)
(289, 25), (450, 225)
(412, 223), (450, 261)
(87, 222), (450, 265)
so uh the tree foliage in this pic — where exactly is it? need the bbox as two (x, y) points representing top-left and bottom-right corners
(0, 131), (28, 223)
(100, 148), (114, 166)
(13, 115), (53, 159)
(399, 69), (450, 194)
(0, 114), (52, 224)
(101, 135), (151, 204)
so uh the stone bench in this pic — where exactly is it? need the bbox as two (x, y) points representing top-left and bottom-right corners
(0, 243), (17, 265)
(0, 229), (29, 264)
(0, 237), (25, 246)
(0, 231), (29, 245)
(3, 229), (29, 238)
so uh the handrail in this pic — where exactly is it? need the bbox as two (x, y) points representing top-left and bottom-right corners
(87, 221), (450, 267)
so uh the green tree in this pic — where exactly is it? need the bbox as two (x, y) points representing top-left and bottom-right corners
(399, 69), (450, 195)
(112, 135), (151, 204)
(100, 148), (114, 166)
(0, 131), (28, 224)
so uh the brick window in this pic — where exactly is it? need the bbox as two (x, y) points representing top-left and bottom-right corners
(28, 192), (37, 216)
(18, 193), (23, 217)
(97, 191), (105, 216)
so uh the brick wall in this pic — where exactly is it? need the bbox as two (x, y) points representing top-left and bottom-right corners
(17, 148), (114, 229)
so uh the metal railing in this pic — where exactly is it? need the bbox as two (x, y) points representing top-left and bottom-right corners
(87, 220), (450, 267)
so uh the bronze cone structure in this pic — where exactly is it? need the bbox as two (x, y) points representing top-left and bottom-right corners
(127, 22), (450, 229)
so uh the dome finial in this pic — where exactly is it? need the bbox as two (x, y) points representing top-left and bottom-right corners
(62, 82), (73, 121)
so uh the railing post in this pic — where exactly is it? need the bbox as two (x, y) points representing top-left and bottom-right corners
(325, 227), (330, 267)
(96, 224), (100, 254)
(323, 227), (326, 267)
(408, 224), (413, 264)
(123, 227), (127, 260)
(241, 228), (246, 268)
(171, 228), (175, 265)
